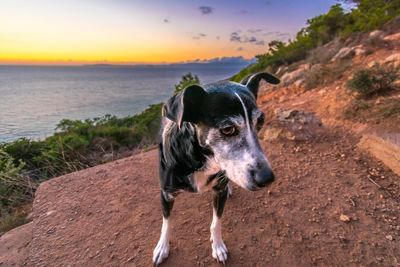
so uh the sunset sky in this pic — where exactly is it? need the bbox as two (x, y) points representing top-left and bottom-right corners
(1, 0), (338, 65)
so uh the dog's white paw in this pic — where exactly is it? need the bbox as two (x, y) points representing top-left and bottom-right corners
(211, 241), (228, 263)
(152, 239), (169, 266)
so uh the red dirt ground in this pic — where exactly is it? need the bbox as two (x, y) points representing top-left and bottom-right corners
(2, 123), (398, 267)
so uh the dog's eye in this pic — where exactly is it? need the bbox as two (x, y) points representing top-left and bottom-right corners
(220, 126), (237, 136)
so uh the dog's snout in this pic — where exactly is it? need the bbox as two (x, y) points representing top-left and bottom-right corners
(251, 165), (275, 188)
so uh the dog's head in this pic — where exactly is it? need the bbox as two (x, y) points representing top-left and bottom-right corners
(163, 72), (280, 191)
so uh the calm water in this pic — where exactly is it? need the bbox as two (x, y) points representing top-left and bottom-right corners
(0, 64), (246, 142)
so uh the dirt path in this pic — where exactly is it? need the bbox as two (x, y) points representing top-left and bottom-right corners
(18, 123), (398, 267)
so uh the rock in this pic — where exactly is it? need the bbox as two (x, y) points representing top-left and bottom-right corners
(368, 61), (378, 68)
(276, 66), (288, 76)
(385, 235), (394, 241)
(102, 153), (115, 162)
(331, 47), (355, 62)
(0, 222), (32, 267)
(275, 109), (322, 126)
(263, 127), (283, 141)
(383, 53), (400, 68)
(358, 134), (400, 176)
(369, 30), (384, 38)
(293, 79), (304, 88)
(26, 212), (34, 221)
(263, 109), (323, 141)
(383, 32), (400, 42)
(340, 214), (351, 222)
(280, 64), (310, 86)
(353, 45), (366, 56)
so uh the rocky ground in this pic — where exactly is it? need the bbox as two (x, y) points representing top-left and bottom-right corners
(1, 121), (399, 266)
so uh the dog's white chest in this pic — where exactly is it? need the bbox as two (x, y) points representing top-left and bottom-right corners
(193, 159), (221, 193)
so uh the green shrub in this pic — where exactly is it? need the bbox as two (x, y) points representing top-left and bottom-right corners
(343, 97), (400, 121)
(347, 65), (398, 98)
(304, 65), (328, 90)
(343, 99), (371, 119)
(0, 209), (30, 233)
(174, 73), (200, 94)
(231, 1), (400, 83)
(379, 98), (400, 118)
(0, 150), (35, 210)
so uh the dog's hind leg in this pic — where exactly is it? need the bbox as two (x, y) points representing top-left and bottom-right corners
(153, 190), (174, 266)
(210, 186), (229, 263)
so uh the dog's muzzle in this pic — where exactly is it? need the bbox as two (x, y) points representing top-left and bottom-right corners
(247, 161), (275, 190)
(254, 167), (275, 187)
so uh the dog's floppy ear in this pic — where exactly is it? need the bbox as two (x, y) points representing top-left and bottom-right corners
(241, 72), (280, 99)
(163, 85), (207, 128)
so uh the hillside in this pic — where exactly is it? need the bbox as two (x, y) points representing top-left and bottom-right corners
(1, 28), (400, 266)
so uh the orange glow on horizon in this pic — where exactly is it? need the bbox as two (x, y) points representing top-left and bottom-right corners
(2, 0), (334, 65)
(0, 33), (261, 65)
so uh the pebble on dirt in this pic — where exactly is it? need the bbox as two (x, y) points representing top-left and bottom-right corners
(340, 214), (351, 222)
(385, 235), (394, 241)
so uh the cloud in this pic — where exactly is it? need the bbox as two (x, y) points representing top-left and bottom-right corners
(200, 56), (250, 64)
(199, 6), (213, 15)
(230, 32), (242, 42)
(277, 33), (291, 37)
(248, 36), (257, 42)
(263, 31), (281, 36)
(163, 18), (170, 23)
(248, 36), (266, 45)
(192, 33), (207, 40)
(230, 32), (266, 46)
(248, 28), (263, 34)
(262, 31), (291, 40)
(182, 56), (255, 65)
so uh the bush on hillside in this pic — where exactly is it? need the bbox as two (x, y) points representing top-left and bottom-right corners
(343, 99), (371, 120)
(0, 150), (36, 211)
(347, 64), (398, 98)
(343, 97), (400, 122)
(174, 73), (200, 94)
(231, 1), (400, 83)
(2, 103), (164, 180)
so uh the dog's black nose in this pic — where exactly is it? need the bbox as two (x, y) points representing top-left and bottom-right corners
(253, 167), (275, 187)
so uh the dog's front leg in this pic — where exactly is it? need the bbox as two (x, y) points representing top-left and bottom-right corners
(153, 190), (174, 266)
(210, 186), (229, 263)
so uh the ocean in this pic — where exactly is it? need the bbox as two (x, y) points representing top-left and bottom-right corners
(0, 64), (247, 143)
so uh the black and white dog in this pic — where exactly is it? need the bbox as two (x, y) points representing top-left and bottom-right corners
(153, 72), (280, 265)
